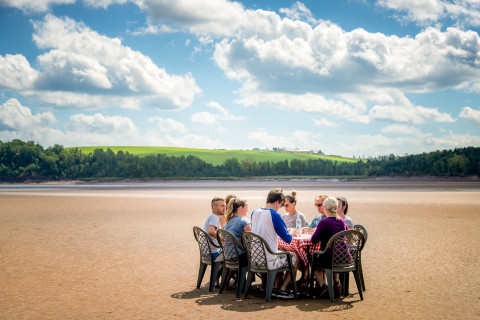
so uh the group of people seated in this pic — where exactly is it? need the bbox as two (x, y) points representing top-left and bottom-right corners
(202, 188), (355, 299)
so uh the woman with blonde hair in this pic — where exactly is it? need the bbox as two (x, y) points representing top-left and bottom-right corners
(306, 194), (330, 229)
(224, 198), (251, 261)
(222, 198), (251, 290)
(310, 196), (348, 298)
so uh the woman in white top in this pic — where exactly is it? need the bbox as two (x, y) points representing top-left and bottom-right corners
(337, 196), (354, 229)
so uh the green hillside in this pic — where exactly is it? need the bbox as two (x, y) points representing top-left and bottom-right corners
(71, 146), (357, 166)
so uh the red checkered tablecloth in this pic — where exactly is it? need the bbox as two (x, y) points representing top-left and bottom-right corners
(278, 234), (321, 266)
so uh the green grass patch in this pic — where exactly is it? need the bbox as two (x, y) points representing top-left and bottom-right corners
(70, 146), (358, 166)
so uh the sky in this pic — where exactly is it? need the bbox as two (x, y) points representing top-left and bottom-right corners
(0, 0), (479, 158)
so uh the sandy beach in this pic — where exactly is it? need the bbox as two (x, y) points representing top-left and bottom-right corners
(1, 180), (479, 319)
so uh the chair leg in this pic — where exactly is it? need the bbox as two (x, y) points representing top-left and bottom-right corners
(265, 270), (277, 302)
(236, 266), (248, 298)
(309, 259), (316, 298)
(209, 261), (221, 292)
(325, 269), (335, 302)
(289, 265), (298, 300)
(219, 264), (229, 294)
(243, 271), (254, 299)
(341, 272), (350, 296)
(358, 258), (365, 291)
(353, 270), (364, 300)
(197, 262), (208, 289)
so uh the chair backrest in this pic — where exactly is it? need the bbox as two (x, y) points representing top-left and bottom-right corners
(324, 230), (365, 270)
(241, 231), (272, 273)
(217, 229), (244, 269)
(354, 224), (368, 243)
(193, 226), (215, 264)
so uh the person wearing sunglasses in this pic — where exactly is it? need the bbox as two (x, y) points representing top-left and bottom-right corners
(304, 194), (330, 230)
(281, 190), (307, 229)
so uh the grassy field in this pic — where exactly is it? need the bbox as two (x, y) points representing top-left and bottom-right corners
(71, 146), (357, 166)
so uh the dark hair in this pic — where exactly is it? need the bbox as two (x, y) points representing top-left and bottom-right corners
(336, 197), (349, 215)
(285, 190), (297, 204)
(266, 188), (285, 204)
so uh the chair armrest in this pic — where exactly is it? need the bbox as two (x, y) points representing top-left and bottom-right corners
(207, 232), (222, 249)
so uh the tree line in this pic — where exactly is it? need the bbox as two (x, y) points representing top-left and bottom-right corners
(0, 139), (478, 182)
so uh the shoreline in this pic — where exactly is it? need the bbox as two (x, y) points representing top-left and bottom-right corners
(1, 175), (479, 191)
(1, 175), (479, 184)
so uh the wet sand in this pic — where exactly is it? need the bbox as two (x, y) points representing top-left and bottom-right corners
(1, 181), (479, 319)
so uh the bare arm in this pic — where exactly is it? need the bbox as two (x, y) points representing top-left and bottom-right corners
(243, 223), (252, 232)
(207, 225), (217, 238)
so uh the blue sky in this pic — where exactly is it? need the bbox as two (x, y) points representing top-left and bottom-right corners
(0, 0), (479, 158)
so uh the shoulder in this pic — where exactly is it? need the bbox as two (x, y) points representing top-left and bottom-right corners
(206, 213), (219, 223)
(268, 208), (282, 218)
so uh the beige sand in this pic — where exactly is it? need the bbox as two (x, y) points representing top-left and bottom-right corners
(1, 183), (479, 319)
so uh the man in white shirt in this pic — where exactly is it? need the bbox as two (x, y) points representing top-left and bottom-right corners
(251, 188), (298, 299)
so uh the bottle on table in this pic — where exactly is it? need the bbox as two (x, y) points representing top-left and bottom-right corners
(295, 218), (302, 237)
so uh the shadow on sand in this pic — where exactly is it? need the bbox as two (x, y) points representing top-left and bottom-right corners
(171, 283), (360, 313)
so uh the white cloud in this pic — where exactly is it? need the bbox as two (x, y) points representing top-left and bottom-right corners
(312, 118), (335, 127)
(0, 15), (201, 110)
(191, 101), (245, 124)
(0, 99), (223, 149)
(236, 91), (370, 123)
(129, 24), (177, 36)
(428, 131), (480, 149)
(0, 98), (56, 130)
(459, 106), (480, 125)
(381, 124), (422, 135)
(148, 116), (186, 133)
(0, 54), (39, 91)
(370, 103), (454, 124)
(207, 101), (245, 120)
(0, 0), (130, 12)
(82, 0), (128, 9)
(0, 0), (75, 13)
(339, 130), (480, 157)
(191, 111), (217, 125)
(136, 0), (247, 37)
(247, 128), (319, 150)
(279, 1), (318, 25)
(70, 113), (138, 135)
(377, 0), (480, 27)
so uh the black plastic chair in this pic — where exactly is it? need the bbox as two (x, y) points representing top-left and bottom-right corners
(216, 229), (248, 298)
(241, 231), (297, 302)
(309, 230), (365, 302)
(354, 224), (368, 292)
(193, 226), (222, 292)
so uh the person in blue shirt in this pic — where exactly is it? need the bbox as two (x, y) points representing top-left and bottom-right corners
(224, 197), (251, 265)
(304, 194), (330, 231)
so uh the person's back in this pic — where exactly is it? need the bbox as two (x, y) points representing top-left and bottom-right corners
(250, 188), (297, 298)
(251, 207), (291, 255)
(311, 217), (348, 251)
(224, 215), (250, 255)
